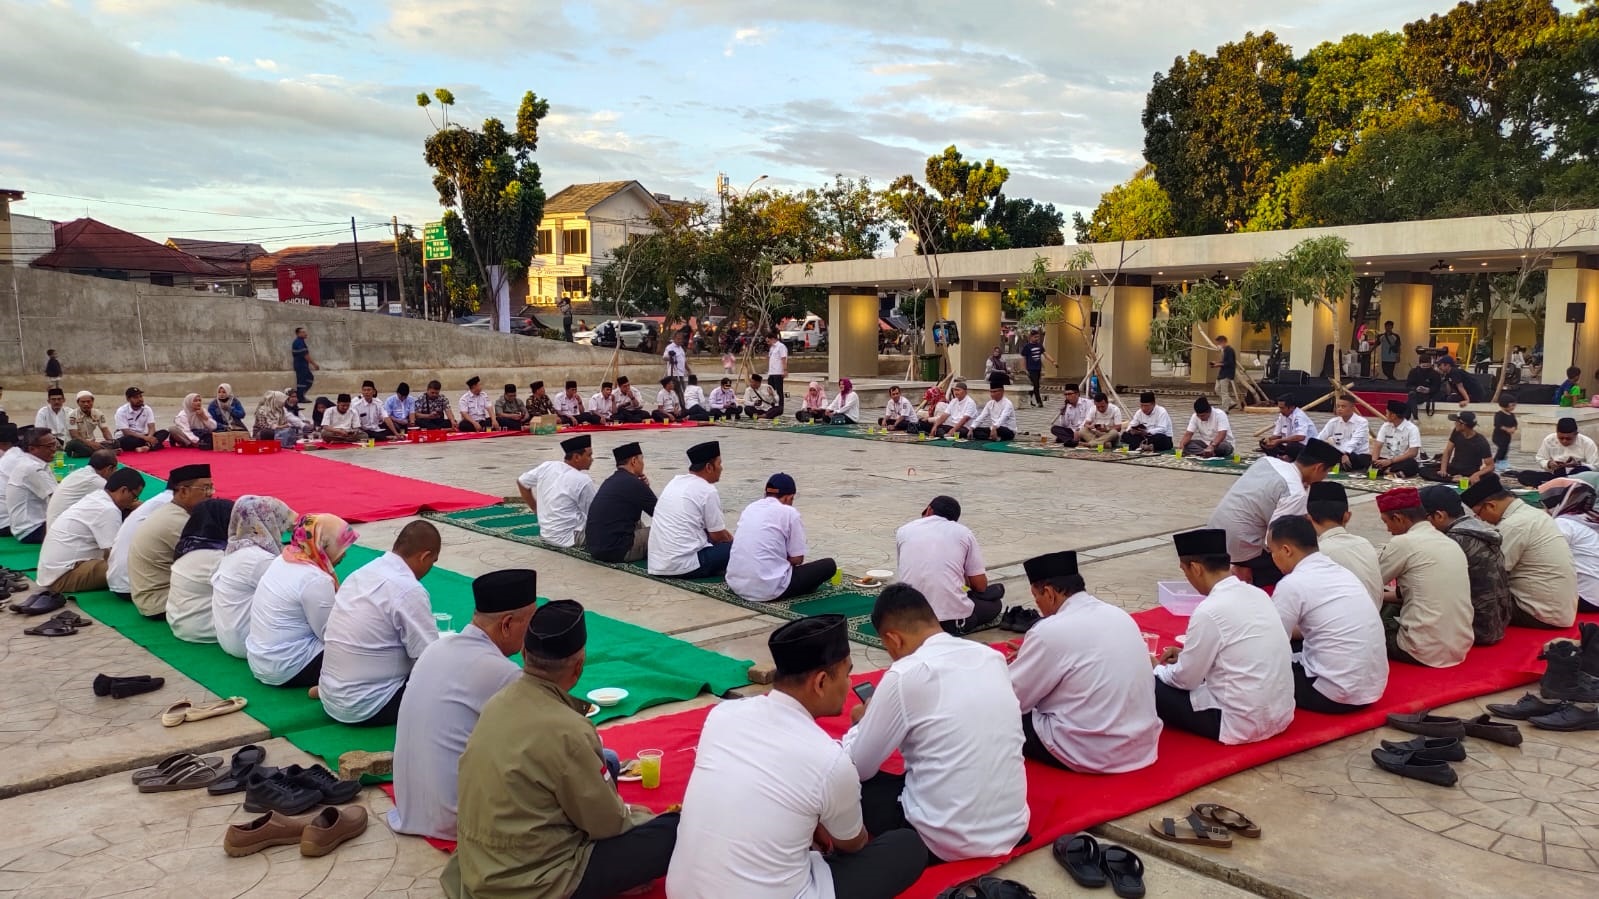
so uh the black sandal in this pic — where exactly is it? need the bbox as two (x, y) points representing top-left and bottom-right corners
(1100, 846), (1146, 899)
(23, 620), (77, 637)
(1052, 832), (1107, 888)
(50, 610), (93, 628)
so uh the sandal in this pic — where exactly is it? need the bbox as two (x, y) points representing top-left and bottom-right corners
(1100, 845), (1146, 899)
(936, 878), (1039, 899)
(1193, 802), (1261, 838)
(131, 753), (222, 785)
(1051, 832), (1107, 888)
(136, 757), (222, 792)
(1149, 813), (1233, 847)
(23, 621), (77, 637)
(186, 697), (248, 722)
(50, 610), (93, 628)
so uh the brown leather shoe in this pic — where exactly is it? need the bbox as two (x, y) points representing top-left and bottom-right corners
(300, 805), (368, 857)
(224, 810), (320, 857)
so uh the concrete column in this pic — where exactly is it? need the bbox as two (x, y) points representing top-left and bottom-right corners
(1092, 275), (1154, 388)
(1288, 290), (1353, 378)
(1190, 314), (1244, 386)
(1541, 254), (1599, 379)
(1044, 293), (1090, 384)
(828, 287), (880, 382)
(1379, 272), (1433, 369)
(945, 281), (1002, 381)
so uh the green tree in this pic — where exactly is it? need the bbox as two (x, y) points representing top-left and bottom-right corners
(986, 195), (1065, 249)
(1073, 165), (1175, 243)
(418, 88), (548, 332)
(884, 146), (1009, 253)
(1401, 0), (1560, 145)
(1298, 31), (1438, 157)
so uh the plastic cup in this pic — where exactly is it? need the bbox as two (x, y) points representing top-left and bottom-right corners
(637, 749), (663, 789)
(433, 612), (453, 632)
(1368, 467), (1379, 480)
(1174, 449), (1183, 459)
(1141, 631), (1161, 657)
(1458, 476), (1470, 490)
(831, 569), (843, 586)
(1330, 464), (1340, 475)
(1231, 453), (1240, 464)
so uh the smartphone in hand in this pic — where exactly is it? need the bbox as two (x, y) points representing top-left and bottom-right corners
(851, 682), (875, 703)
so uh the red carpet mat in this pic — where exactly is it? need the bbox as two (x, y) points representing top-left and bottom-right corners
(311, 429), (532, 451)
(123, 448), (498, 523)
(554, 421), (704, 434)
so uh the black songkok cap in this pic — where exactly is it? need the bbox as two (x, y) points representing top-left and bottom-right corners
(1460, 472), (1507, 507)
(769, 614), (850, 676)
(561, 434), (592, 455)
(1023, 550), (1078, 583)
(687, 440), (721, 466)
(466, 376), (481, 388)
(1558, 416), (1578, 434)
(167, 464), (211, 489)
(1307, 481), (1347, 505)
(1297, 438), (1341, 467)
(613, 442), (643, 465)
(524, 599), (587, 659)
(1386, 399), (1409, 418)
(1173, 528), (1228, 557)
(565, 380), (578, 390)
(473, 569), (538, 613)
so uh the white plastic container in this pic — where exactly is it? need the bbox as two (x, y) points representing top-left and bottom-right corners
(1157, 581), (1206, 617)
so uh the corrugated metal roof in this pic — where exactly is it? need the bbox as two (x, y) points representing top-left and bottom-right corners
(31, 218), (226, 276)
(542, 181), (637, 215)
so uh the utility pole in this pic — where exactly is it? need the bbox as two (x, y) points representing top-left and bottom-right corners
(350, 217), (365, 311)
(391, 216), (406, 315)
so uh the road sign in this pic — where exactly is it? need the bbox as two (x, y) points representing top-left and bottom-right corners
(423, 221), (447, 240)
(422, 221), (453, 261)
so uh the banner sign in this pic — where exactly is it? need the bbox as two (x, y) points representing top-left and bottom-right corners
(276, 265), (321, 306)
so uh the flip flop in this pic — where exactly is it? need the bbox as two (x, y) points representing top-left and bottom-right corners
(1193, 803), (1261, 838)
(1051, 832), (1107, 888)
(184, 697), (248, 723)
(1100, 845), (1146, 899)
(23, 621), (77, 637)
(136, 757), (222, 792)
(131, 753), (223, 785)
(936, 879), (1039, 899)
(1149, 813), (1233, 847)
(50, 610), (93, 628)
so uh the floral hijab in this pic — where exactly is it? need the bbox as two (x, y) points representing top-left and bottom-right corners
(225, 495), (297, 556)
(281, 513), (358, 586)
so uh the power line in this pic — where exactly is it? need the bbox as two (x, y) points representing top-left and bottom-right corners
(17, 191), (398, 227)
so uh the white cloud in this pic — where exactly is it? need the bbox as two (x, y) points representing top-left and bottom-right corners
(724, 25), (771, 56)
(254, 58), (278, 71)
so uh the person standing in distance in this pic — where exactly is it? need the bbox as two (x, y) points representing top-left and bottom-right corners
(292, 327), (319, 399)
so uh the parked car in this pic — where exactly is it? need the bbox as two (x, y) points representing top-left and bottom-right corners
(590, 319), (661, 351)
(780, 313), (827, 351)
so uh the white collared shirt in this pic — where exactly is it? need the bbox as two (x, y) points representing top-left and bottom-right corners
(37, 488), (121, 589)
(389, 624), (520, 840)
(47, 465), (104, 527)
(1208, 457), (1307, 562)
(1536, 432), (1599, 468)
(1129, 404), (1172, 436)
(247, 556), (338, 685)
(1088, 404), (1123, 430)
(825, 390), (860, 421)
(352, 395), (387, 429)
(168, 548), (224, 643)
(1318, 414), (1371, 455)
(1272, 552), (1389, 706)
(517, 460), (596, 548)
(1053, 396), (1093, 431)
(664, 342), (688, 377)
(211, 545), (276, 659)
(589, 392), (617, 417)
(34, 405), (69, 441)
(614, 386), (644, 411)
(896, 514), (986, 621)
(1556, 516), (1599, 604)
(1376, 419), (1422, 458)
(727, 496), (806, 601)
(843, 633), (1028, 861)
(745, 384), (778, 410)
(648, 474), (725, 575)
(458, 390), (493, 421)
(0, 448), (23, 530)
(656, 388), (681, 413)
(667, 690), (863, 899)
(1154, 576), (1295, 744)
(552, 392), (585, 417)
(114, 402), (154, 436)
(1272, 408), (1316, 440)
(1009, 592), (1162, 773)
(1317, 526), (1383, 606)
(5, 454), (54, 539)
(882, 396), (915, 420)
(767, 341), (788, 376)
(321, 407), (360, 431)
(940, 395), (978, 426)
(709, 387), (738, 410)
(1184, 410), (1231, 445)
(972, 397), (1016, 432)
(319, 551), (439, 724)
(108, 490), (172, 594)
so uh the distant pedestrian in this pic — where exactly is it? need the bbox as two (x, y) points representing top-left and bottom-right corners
(559, 299), (574, 342)
(291, 326), (318, 397)
(1377, 321), (1402, 380)
(44, 350), (63, 389)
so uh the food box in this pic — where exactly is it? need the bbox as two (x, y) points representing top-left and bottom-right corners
(408, 429), (451, 443)
(211, 431), (244, 453)
(1157, 580), (1205, 616)
(235, 439), (280, 455)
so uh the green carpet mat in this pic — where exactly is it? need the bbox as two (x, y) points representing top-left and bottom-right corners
(426, 503), (899, 648)
(68, 544), (753, 772)
(0, 473), (169, 573)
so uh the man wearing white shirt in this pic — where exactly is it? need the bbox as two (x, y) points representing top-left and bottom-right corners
(970, 377), (1017, 442)
(652, 376), (686, 423)
(1079, 392), (1124, 448)
(707, 377), (740, 421)
(844, 585), (1028, 863)
(587, 382), (617, 424)
(319, 522), (441, 726)
(456, 376), (497, 432)
(1372, 400), (1423, 477)
(743, 373), (781, 420)
(318, 393), (365, 443)
(1050, 384), (1095, 446)
(727, 473), (836, 602)
(552, 379), (601, 427)
(1124, 390), (1174, 451)
(1259, 394), (1316, 460)
(37, 468), (146, 594)
(1305, 481), (1383, 606)
(1265, 516), (1388, 713)
(1525, 416), (1599, 486)
(611, 375), (649, 423)
(880, 384), (916, 432)
(47, 449), (118, 528)
(108, 487), (173, 599)
(516, 435), (597, 548)
(1317, 396), (1372, 470)
(682, 374), (710, 421)
(895, 495), (1005, 635)
(825, 378), (862, 424)
(663, 329), (690, 400)
(919, 380), (978, 439)
(765, 329), (789, 415)
(390, 569), (539, 841)
(352, 380), (399, 439)
(1008, 550), (1161, 773)
(113, 386), (167, 452)
(1208, 437), (1338, 587)
(1154, 528), (1295, 744)
(33, 388), (69, 442)
(5, 429), (58, 543)
(668, 615), (927, 899)
(1179, 396), (1233, 457)
(649, 441), (734, 578)
(0, 426), (25, 537)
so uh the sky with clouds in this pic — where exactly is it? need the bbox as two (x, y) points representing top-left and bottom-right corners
(0, 0), (1516, 249)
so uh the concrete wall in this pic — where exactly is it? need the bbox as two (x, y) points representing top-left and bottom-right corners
(0, 266), (659, 395)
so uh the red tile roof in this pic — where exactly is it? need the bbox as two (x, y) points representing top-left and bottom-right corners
(31, 218), (226, 276)
(248, 241), (399, 280)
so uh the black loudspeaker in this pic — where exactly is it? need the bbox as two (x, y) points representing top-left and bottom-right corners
(1279, 369), (1308, 385)
(1568, 303), (1587, 324)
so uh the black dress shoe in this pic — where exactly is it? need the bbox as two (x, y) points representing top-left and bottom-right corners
(1486, 693), (1562, 720)
(1463, 713), (1523, 746)
(1529, 703), (1599, 732)
(1386, 711), (1466, 739)
(1378, 737), (1466, 762)
(1371, 748), (1458, 786)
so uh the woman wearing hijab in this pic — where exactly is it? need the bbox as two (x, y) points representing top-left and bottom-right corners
(826, 377), (860, 424)
(171, 393), (217, 449)
(212, 496), (296, 659)
(794, 380), (830, 423)
(209, 385), (248, 432)
(166, 498), (235, 643)
(253, 391), (299, 448)
(1540, 478), (1599, 612)
(246, 513), (359, 687)
(984, 345), (1010, 382)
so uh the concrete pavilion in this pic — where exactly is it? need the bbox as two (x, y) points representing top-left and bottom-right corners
(775, 210), (1599, 387)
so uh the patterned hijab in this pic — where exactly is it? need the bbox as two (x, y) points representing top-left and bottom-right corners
(225, 495), (297, 556)
(174, 498), (235, 559)
(281, 513), (358, 585)
(804, 380), (827, 409)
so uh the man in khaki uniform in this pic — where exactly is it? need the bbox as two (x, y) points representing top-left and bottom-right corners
(1376, 487), (1474, 668)
(442, 599), (678, 899)
(1461, 472), (1579, 629)
(128, 464), (212, 618)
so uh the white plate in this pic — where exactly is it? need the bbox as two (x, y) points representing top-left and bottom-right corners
(587, 687), (630, 707)
(585, 704), (599, 718)
(864, 569), (894, 580)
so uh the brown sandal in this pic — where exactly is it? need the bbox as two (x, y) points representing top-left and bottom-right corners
(1149, 813), (1233, 847)
(1194, 803), (1261, 838)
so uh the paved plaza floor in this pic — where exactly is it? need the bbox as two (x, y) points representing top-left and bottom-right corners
(0, 387), (1592, 898)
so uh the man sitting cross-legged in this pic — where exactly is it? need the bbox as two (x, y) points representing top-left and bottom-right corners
(667, 615), (927, 899)
(1259, 394), (1315, 460)
(919, 380), (977, 439)
(1079, 392), (1124, 449)
(969, 376), (1017, 442)
(389, 568), (539, 841)
(1305, 481), (1382, 606)
(1375, 486), (1473, 667)
(1266, 515), (1389, 714)
(727, 473), (837, 602)
(493, 383), (528, 431)
(880, 384), (916, 432)
(1007, 550), (1161, 772)
(584, 442), (656, 563)
(413, 380), (455, 430)
(742, 373), (781, 420)
(47, 448), (119, 529)
(1152, 527), (1295, 744)
(352, 380), (399, 439)
(1049, 384), (1094, 446)
(65, 390), (119, 457)
(1316, 395), (1372, 471)
(555, 380), (602, 426)
(1418, 484), (1512, 646)
(587, 382), (617, 425)
(1178, 396), (1233, 458)
(648, 441), (734, 578)
(843, 584), (1030, 865)
(318, 394), (365, 444)
(1520, 415), (1599, 486)
(318, 521), (442, 727)
(36, 468), (146, 595)
(1461, 472), (1579, 630)
(895, 495), (1005, 635)
(652, 375), (686, 423)
(456, 377), (497, 432)
(1372, 400), (1422, 477)
(516, 435), (597, 549)
(1124, 390), (1174, 452)
(611, 376), (649, 423)
(1418, 410), (1494, 484)
(1208, 437), (1339, 588)
(706, 377), (740, 421)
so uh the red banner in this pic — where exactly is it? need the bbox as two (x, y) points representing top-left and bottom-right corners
(276, 264), (321, 305)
